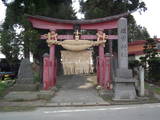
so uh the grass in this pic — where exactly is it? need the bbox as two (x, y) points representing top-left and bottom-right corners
(0, 79), (16, 96)
(153, 87), (160, 94)
(145, 82), (160, 95)
(0, 81), (8, 96)
(144, 82), (150, 89)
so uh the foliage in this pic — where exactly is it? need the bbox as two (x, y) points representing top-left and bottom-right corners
(0, 29), (21, 70)
(0, 0), (76, 67)
(145, 82), (160, 95)
(129, 59), (141, 69)
(80, 0), (147, 19)
(140, 38), (159, 82)
(0, 81), (8, 96)
(0, 80), (15, 96)
(140, 38), (158, 69)
(33, 72), (40, 83)
(128, 15), (150, 42)
(129, 59), (141, 77)
(148, 57), (160, 82)
(80, 0), (150, 42)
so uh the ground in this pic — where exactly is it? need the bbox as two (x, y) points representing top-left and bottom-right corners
(1, 103), (160, 120)
(48, 75), (109, 106)
(0, 74), (160, 111)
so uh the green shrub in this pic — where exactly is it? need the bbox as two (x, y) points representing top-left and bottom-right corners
(33, 72), (40, 83)
(129, 60), (141, 69)
(148, 57), (160, 82)
(0, 82), (8, 89)
(0, 81), (8, 96)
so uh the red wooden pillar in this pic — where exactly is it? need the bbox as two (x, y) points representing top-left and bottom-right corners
(43, 53), (50, 90)
(104, 55), (111, 89)
(97, 30), (112, 89)
(48, 30), (57, 88)
(99, 44), (105, 87)
(97, 30), (105, 87)
(96, 57), (100, 85)
(54, 59), (57, 85)
(49, 44), (56, 87)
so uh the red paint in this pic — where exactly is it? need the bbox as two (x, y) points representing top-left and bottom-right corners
(96, 57), (100, 85)
(81, 20), (118, 30)
(43, 56), (50, 90)
(96, 31), (112, 89)
(97, 30), (105, 87)
(49, 45), (56, 87)
(28, 18), (73, 30)
(28, 17), (118, 30)
(54, 59), (57, 86)
(128, 40), (160, 55)
(128, 40), (146, 46)
(97, 55), (111, 89)
(104, 56), (111, 89)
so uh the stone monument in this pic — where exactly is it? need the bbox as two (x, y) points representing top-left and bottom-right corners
(13, 58), (38, 91)
(113, 18), (136, 100)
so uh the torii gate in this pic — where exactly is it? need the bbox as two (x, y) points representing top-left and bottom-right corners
(27, 12), (129, 90)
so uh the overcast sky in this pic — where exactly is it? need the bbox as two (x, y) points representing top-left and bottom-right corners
(132, 0), (160, 38)
(0, 0), (160, 38)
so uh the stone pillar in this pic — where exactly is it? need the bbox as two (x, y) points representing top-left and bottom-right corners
(13, 59), (38, 91)
(113, 18), (136, 100)
(139, 66), (144, 96)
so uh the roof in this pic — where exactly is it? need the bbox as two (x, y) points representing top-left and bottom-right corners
(128, 39), (160, 55)
(156, 38), (160, 42)
(128, 40), (146, 46)
(128, 44), (144, 55)
(26, 12), (130, 25)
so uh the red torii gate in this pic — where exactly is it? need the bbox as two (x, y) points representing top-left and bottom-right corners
(27, 13), (129, 90)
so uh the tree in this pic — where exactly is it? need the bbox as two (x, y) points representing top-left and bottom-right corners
(0, 28), (21, 72)
(140, 38), (159, 81)
(141, 38), (158, 67)
(80, 0), (147, 18)
(128, 15), (150, 42)
(80, 0), (149, 41)
(1, 0), (76, 65)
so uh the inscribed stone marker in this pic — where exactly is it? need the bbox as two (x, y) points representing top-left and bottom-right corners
(118, 18), (128, 69)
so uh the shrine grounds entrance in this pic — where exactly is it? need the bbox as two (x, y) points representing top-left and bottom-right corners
(41, 29), (111, 90)
(28, 12), (137, 100)
(27, 13), (125, 89)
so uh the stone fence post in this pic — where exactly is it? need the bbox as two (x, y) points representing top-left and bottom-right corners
(139, 66), (145, 96)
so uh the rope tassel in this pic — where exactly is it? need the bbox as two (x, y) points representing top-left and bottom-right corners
(61, 50), (94, 75)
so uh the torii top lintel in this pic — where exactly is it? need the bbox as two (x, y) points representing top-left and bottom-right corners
(27, 12), (129, 31)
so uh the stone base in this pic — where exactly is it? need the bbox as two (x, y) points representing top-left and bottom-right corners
(38, 90), (55, 100)
(16, 78), (34, 84)
(4, 90), (55, 101)
(4, 91), (39, 101)
(113, 82), (137, 100)
(113, 68), (137, 100)
(11, 84), (39, 91)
